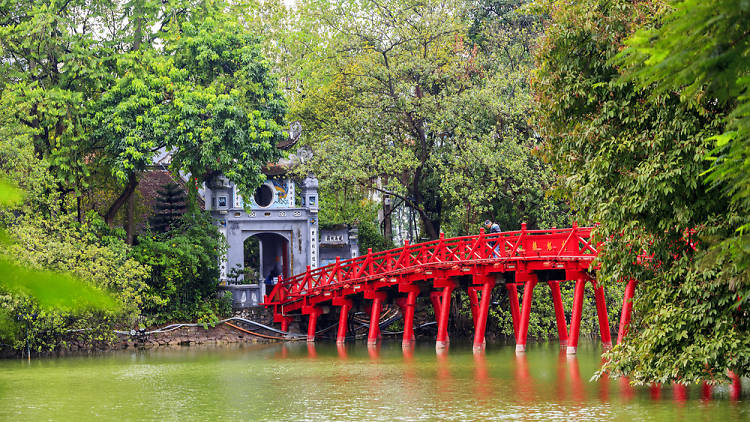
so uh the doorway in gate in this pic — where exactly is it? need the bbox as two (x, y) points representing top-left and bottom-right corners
(243, 232), (290, 285)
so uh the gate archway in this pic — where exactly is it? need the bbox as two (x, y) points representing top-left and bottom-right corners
(243, 232), (290, 285)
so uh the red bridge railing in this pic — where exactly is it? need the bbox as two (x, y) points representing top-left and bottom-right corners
(265, 223), (597, 306)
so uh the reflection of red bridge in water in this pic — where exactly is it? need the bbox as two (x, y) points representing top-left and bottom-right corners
(264, 223), (638, 354)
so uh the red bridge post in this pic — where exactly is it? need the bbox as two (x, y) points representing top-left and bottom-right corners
(548, 280), (568, 348)
(567, 277), (587, 354)
(506, 283), (521, 341)
(617, 279), (638, 344)
(396, 287), (419, 348)
(467, 287), (480, 330)
(701, 381), (712, 400)
(305, 307), (322, 343)
(430, 291), (442, 323)
(516, 275), (538, 353)
(429, 290), (448, 345)
(280, 316), (292, 333)
(472, 276), (496, 351)
(333, 298), (353, 344)
(435, 278), (457, 350)
(367, 291), (387, 346)
(729, 371), (742, 401)
(593, 282), (612, 349)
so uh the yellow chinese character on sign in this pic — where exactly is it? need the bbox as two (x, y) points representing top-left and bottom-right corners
(547, 241), (553, 251)
(532, 241), (540, 251)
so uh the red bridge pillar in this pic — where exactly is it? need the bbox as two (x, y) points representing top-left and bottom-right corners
(701, 381), (712, 401)
(303, 306), (323, 343)
(567, 277), (587, 354)
(396, 287), (419, 348)
(548, 281), (568, 348)
(279, 316), (293, 334)
(467, 287), (480, 330)
(472, 276), (496, 351)
(333, 298), (353, 344)
(506, 283), (521, 341)
(430, 291), (442, 323)
(593, 282), (612, 350)
(434, 278), (457, 350)
(367, 291), (387, 346)
(516, 274), (538, 353)
(729, 371), (742, 401)
(429, 290), (449, 345)
(617, 279), (638, 344)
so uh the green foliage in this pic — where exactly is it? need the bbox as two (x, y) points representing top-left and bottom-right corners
(0, 185), (131, 352)
(282, 0), (568, 241)
(0, 259), (117, 313)
(0, 294), (119, 353)
(531, 0), (749, 383)
(357, 219), (394, 254)
(132, 209), (227, 323)
(0, 1), (287, 352)
(616, 0), (750, 303)
(0, 0), (286, 226)
(2, 213), (149, 319)
(0, 107), (57, 214)
(93, 16), (287, 198)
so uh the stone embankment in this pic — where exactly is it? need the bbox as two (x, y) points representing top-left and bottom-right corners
(119, 323), (273, 349)
(118, 307), (280, 349)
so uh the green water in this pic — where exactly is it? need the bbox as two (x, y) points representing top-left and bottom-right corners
(0, 340), (747, 421)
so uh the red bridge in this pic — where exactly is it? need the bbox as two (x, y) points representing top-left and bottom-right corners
(264, 223), (638, 354)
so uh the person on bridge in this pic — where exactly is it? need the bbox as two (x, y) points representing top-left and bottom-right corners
(484, 219), (502, 257)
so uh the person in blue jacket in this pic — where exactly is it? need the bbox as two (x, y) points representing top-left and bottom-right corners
(484, 220), (502, 257)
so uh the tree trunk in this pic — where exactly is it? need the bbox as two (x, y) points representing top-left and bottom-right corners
(383, 194), (393, 245)
(420, 211), (438, 240)
(105, 173), (138, 227)
(126, 191), (135, 245)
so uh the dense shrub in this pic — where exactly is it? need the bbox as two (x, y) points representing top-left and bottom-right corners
(0, 212), (151, 352)
(132, 210), (229, 324)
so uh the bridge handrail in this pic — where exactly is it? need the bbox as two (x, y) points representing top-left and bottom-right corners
(264, 225), (597, 305)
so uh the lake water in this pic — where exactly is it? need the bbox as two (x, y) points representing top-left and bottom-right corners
(0, 340), (746, 421)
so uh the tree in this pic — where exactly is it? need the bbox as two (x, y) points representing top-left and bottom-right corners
(286, 0), (568, 241)
(0, 1), (287, 238)
(149, 183), (186, 233)
(531, 0), (748, 384)
(93, 12), (288, 228)
(0, 0), (117, 221)
(616, 0), (750, 304)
